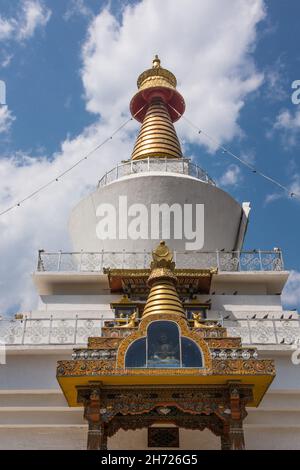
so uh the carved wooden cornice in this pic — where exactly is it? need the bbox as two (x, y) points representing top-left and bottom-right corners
(57, 358), (275, 379)
(105, 267), (217, 295)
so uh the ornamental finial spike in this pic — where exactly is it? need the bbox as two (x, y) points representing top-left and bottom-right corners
(147, 240), (177, 286)
(151, 241), (174, 270)
(152, 54), (161, 68)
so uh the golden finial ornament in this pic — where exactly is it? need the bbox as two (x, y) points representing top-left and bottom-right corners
(152, 54), (161, 68)
(151, 240), (175, 270)
(130, 56), (185, 160)
(147, 241), (177, 285)
(135, 55), (178, 95)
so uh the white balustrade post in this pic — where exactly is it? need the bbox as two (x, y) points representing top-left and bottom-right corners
(273, 318), (279, 344)
(216, 250), (220, 270)
(258, 249), (263, 271)
(79, 250), (83, 272)
(74, 315), (78, 344)
(48, 315), (53, 344)
(279, 250), (284, 270)
(237, 250), (241, 271)
(21, 317), (27, 345)
(57, 251), (62, 271)
(101, 249), (104, 271)
(247, 317), (253, 344)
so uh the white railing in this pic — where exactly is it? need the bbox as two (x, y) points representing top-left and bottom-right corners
(37, 250), (284, 272)
(0, 312), (299, 346)
(98, 157), (216, 187)
(0, 315), (110, 346)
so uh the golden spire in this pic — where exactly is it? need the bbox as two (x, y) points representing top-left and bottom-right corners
(142, 241), (186, 319)
(131, 97), (183, 160)
(130, 56), (185, 161)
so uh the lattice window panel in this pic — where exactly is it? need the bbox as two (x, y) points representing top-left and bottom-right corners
(148, 427), (179, 448)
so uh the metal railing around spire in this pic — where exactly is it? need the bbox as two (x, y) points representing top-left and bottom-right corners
(97, 157), (216, 187)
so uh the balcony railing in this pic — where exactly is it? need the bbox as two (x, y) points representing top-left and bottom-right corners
(37, 250), (284, 272)
(0, 312), (299, 346)
(98, 157), (216, 187)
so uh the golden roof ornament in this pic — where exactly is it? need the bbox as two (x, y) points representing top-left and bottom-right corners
(151, 240), (175, 270)
(148, 241), (177, 285)
(131, 55), (184, 122)
(130, 56), (185, 160)
(136, 54), (177, 92)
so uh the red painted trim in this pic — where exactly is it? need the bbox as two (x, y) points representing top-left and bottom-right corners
(130, 87), (185, 122)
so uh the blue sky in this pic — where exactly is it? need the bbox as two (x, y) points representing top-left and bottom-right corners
(0, 0), (300, 314)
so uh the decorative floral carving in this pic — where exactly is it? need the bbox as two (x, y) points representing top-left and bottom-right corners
(57, 359), (115, 376)
(206, 338), (241, 348)
(212, 359), (275, 375)
(87, 337), (122, 349)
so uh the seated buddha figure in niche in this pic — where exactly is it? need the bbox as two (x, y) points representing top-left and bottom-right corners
(148, 331), (180, 367)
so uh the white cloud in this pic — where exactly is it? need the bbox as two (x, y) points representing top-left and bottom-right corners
(240, 150), (256, 165)
(263, 56), (288, 102)
(282, 270), (300, 311)
(0, 0), (266, 314)
(64, 0), (93, 21)
(0, 106), (15, 134)
(82, 0), (265, 150)
(275, 109), (300, 130)
(273, 108), (300, 148)
(0, 0), (51, 42)
(1, 53), (13, 68)
(0, 17), (15, 40)
(264, 192), (281, 205)
(264, 173), (300, 205)
(19, 0), (51, 40)
(219, 164), (242, 187)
